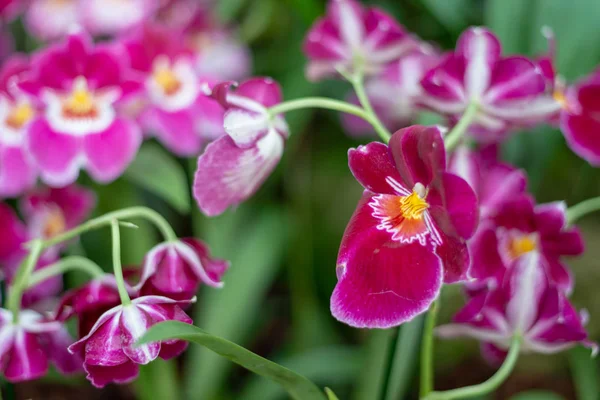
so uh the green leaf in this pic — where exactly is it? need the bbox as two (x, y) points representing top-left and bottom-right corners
(569, 346), (599, 400)
(385, 316), (424, 400)
(124, 143), (191, 214)
(509, 391), (565, 400)
(422, 0), (470, 33)
(485, 0), (534, 54)
(354, 329), (397, 400)
(184, 209), (288, 399)
(241, 346), (361, 399)
(138, 321), (326, 400)
(216, 0), (250, 23)
(325, 388), (340, 400)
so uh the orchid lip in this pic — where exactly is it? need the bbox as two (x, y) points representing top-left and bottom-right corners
(370, 177), (442, 246)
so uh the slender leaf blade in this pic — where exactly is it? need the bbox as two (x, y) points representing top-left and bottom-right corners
(138, 321), (326, 400)
(385, 316), (424, 400)
(569, 346), (599, 400)
(124, 143), (191, 214)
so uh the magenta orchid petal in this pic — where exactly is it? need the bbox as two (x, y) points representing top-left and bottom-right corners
(348, 141), (405, 195)
(193, 133), (284, 216)
(468, 221), (504, 281)
(120, 306), (161, 365)
(456, 27), (501, 98)
(0, 145), (37, 198)
(484, 56), (545, 103)
(4, 330), (49, 382)
(431, 172), (479, 240)
(84, 361), (140, 388)
(82, 118), (142, 183)
(41, 327), (83, 375)
(26, 119), (80, 187)
(560, 83), (600, 165)
(533, 202), (567, 234)
(234, 78), (283, 108)
(331, 194), (443, 328)
(0, 202), (27, 261)
(434, 230), (470, 283)
(24, 0), (78, 41)
(145, 107), (203, 156)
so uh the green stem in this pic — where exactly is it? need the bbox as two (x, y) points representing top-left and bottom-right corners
(351, 72), (392, 143)
(424, 335), (522, 400)
(419, 300), (439, 398)
(444, 102), (479, 151)
(111, 220), (131, 306)
(27, 256), (104, 289)
(39, 206), (177, 250)
(566, 196), (600, 225)
(6, 240), (44, 321)
(268, 97), (370, 121)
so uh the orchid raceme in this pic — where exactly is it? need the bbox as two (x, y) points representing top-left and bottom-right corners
(193, 77), (289, 216)
(331, 126), (478, 328)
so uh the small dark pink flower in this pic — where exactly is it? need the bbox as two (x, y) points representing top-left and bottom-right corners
(0, 308), (83, 382)
(69, 295), (194, 388)
(137, 238), (229, 300)
(420, 27), (560, 141)
(342, 49), (439, 137)
(303, 0), (420, 81)
(469, 195), (583, 294)
(120, 23), (224, 156)
(559, 70), (600, 165)
(331, 126), (479, 328)
(0, 185), (95, 305)
(24, 0), (79, 41)
(56, 275), (136, 337)
(0, 55), (38, 198)
(21, 31), (142, 186)
(81, 0), (159, 36)
(438, 256), (597, 360)
(193, 77), (289, 216)
(449, 145), (527, 220)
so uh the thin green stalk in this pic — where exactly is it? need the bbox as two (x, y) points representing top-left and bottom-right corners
(566, 196), (600, 225)
(27, 256), (104, 289)
(444, 102), (479, 151)
(351, 72), (392, 143)
(424, 335), (522, 400)
(111, 220), (131, 306)
(268, 97), (370, 121)
(419, 301), (439, 398)
(6, 240), (44, 321)
(39, 206), (177, 250)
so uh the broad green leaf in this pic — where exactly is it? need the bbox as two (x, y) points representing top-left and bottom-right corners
(124, 143), (191, 215)
(241, 346), (361, 399)
(485, 0), (534, 54)
(509, 391), (565, 400)
(354, 329), (397, 400)
(569, 346), (599, 400)
(138, 321), (326, 400)
(240, 0), (277, 42)
(134, 359), (179, 400)
(184, 209), (288, 399)
(216, 0), (250, 23)
(385, 316), (424, 400)
(422, 0), (470, 33)
(325, 388), (340, 400)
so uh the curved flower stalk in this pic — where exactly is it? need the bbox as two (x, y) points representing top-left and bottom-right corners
(303, 0), (422, 81)
(193, 78), (290, 216)
(331, 126), (478, 328)
(0, 55), (38, 198)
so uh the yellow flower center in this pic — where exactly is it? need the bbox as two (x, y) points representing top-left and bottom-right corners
(153, 67), (181, 96)
(62, 77), (98, 118)
(553, 89), (567, 109)
(508, 235), (537, 259)
(399, 184), (429, 220)
(42, 209), (66, 239)
(6, 103), (34, 129)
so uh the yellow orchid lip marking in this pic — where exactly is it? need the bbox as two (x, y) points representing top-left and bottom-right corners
(398, 183), (429, 220)
(42, 209), (67, 239)
(6, 102), (34, 129)
(152, 58), (182, 96)
(62, 76), (98, 118)
(508, 234), (537, 260)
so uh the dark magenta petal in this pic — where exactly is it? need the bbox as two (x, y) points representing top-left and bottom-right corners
(420, 54), (466, 102)
(485, 56), (545, 102)
(41, 328), (83, 375)
(348, 141), (405, 195)
(434, 229), (470, 283)
(479, 163), (527, 218)
(542, 257), (574, 294)
(0, 145), (37, 198)
(431, 172), (479, 240)
(456, 27), (501, 97)
(560, 109), (600, 165)
(541, 228), (585, 257)
(0, 203), (27, 262)
(235, 77), (283, 108)
(533, 202), (566, 235)
(468, 221), (504, 281)
(144, 107), (203, 157)
(159, 340), (188, 360)
(84, 361), (139, 388)
(389, 125), (446, 188)
(4, 331), (49, 382)
(492, 195), (536, 232)
(332, 196), (443, 328)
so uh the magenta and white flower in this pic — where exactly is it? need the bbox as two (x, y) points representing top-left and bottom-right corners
(20, 31), (142, 186)
(469, 195), (583, 294)
(69, 295), (194, 388)
(0, 55), (37, 198)
(438, 256), (596, 361)
(24, 0), (79, 41)
(303, 0), (420, 81)
(342, 49), (438, 137)
(194, 77), (289, 216)
(331, 126), (479, 328)
(81, 0), (159, 36)
(120, 23), (225, 156)
(137, 238), (229, 300)
(420, 27), (561, 142)
(0, 308), (82, 382)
